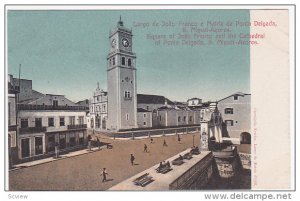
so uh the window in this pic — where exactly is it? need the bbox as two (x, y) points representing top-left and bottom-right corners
(234, 95), (238, 100)
(79, 132), (84, 145)
(21, 138), (30, 158)
(128, 58), (132, 66)
(146, 106), (149, 110)
(159, 115), (162, 121)
(183, 116), (186, 122)
(225, 120), (234, 126)
(126, 114), (129, 121)
(143, 122), (147, 126)
(178, 116), (181, 122)
(122, 57), (126, 65)
(79, 116), (84, 125)
(109, 59), (112, 66)
(224, 108), (234, 114)
(47, 135), (55, 152)
(112, 57), (115, 65)
(35, 137), (43, 155)
(35, 118), (42, 127)
(69, 116), (75, 125)
(60, 117), (65, 126)
(69, 133), (76, 147)
(189, 116), (193, 122)
(124, 91), (131, 98)
(21, 118), (28, 128)
(103, 105), (106, 112)
(53, 100), (58, 107)
(59, 134), (66, 149)
(143, 113), (147, 118)
(97, 96), (99, 101)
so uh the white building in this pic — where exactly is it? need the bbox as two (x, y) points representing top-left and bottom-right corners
(106, 18), (138, 131)
(217, 92), (251, 144)
(89, 83), (108, 130)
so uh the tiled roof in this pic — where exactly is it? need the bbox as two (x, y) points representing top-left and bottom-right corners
(218, 92), (251, 102)
(137, 94), (174, 105)
(137, 108), (151, 112)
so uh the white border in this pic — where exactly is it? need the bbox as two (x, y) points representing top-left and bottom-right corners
(1, 3), (297, 201)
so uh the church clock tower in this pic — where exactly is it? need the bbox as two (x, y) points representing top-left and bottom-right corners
(107, 17), (137, 130)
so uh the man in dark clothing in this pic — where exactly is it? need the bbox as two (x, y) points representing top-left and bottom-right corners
(100, 168), (108, 182)
(163, 139), (167, 147)
(177, 134), (181, 143)
(143, 144), (148, 152)
(130, 154), (135, 165)
(96, 137), (101, 150)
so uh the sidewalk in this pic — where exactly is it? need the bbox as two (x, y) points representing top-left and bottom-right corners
(10, 146), (106, 171)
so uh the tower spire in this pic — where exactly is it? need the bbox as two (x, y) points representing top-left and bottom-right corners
(118, 16), (123, 27)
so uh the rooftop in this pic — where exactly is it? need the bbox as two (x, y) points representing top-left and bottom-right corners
(137, 94), (174, 105)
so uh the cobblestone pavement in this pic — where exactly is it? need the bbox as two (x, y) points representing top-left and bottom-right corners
(9, 133), (200, 190)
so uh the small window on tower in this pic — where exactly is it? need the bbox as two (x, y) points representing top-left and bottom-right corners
(128, 58), (132, 67)
(112, 57), (115, 65)
(122, 57), (126, 65)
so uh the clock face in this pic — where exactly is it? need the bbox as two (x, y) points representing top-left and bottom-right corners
(122, 38), (130, 47)
(111, 39), (116, 48)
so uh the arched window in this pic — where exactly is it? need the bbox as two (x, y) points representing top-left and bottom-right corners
(112, 57), (115, 65)
(240, 132), (251, 144)
(122, 57), (126, 65)
(128, 58), (132, 67)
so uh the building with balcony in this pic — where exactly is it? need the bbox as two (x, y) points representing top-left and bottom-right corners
(9, 75), (88, 163)
(17, 105), (87, 161)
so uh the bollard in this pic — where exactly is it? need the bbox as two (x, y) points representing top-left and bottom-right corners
(148, 132), (150, 138)
(131, 132), (134, 140)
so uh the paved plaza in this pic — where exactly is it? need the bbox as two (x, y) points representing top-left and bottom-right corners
(9, 133), (200, 190)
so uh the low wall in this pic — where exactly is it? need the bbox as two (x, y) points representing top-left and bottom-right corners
(98, 126), (200, 139)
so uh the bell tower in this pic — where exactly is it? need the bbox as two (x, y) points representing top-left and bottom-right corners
(107, 17), (137, 131)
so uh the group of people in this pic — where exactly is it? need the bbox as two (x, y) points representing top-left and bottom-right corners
(157, 160), (171, 171)
(190, 146), (200, 154)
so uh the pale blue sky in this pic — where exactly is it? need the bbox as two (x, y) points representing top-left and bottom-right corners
(8, 10), (250, 102)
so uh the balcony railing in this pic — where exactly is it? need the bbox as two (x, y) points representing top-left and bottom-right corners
(18, 104), (88, 111)
(67, 124), (87, 130)
(19, 126), (47, 134)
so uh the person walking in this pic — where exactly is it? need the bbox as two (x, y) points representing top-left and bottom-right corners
(130, 154), (135, 165)
(163, 139), (167, 147)
(100, 168), (108, 182)
(177, 134), (181, 143)
(143, 144), (148, 153)
(96, 137), (101, 150)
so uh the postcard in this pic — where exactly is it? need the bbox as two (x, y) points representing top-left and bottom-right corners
(4, 5), (295, 192)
